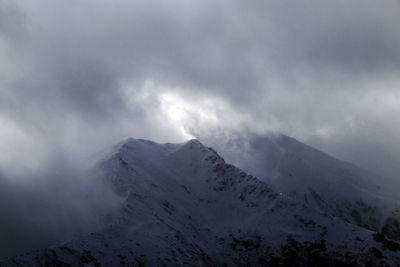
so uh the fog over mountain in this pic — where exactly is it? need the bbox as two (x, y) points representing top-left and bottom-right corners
(1, 0), (400, 179)
(1, 137), (400, 265)
(1, 0), (400, 264)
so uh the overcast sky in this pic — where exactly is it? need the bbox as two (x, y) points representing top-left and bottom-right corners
(2, 0), (400, 257)
(1, 0), (400, 179)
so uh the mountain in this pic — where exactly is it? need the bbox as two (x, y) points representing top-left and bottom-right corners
(219, 134), (400, 240)
(1, 137), (400, 266)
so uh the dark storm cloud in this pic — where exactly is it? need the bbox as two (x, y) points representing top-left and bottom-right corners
(3, 0), (399, 120)
(249, 1), (400, 73)
(1, 0), (400, 257)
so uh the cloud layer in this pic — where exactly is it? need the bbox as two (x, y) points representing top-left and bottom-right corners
(1, 0), (400, 184)
(1, 0), (400, 255)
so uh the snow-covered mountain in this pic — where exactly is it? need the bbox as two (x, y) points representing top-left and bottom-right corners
(218, 134), (400, 241)
(1, 137), (400, 266)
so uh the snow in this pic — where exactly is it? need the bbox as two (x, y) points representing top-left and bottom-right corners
(1, 137), (400, 266)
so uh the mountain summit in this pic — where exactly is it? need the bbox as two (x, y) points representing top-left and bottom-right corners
(2, 137), (400, 266)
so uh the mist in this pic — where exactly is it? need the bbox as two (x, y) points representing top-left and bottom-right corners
(0, 153), (122, 258)
(1, 0), (400, 258)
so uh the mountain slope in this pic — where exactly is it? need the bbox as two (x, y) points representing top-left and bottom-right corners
(1, 138), (400, 266)
(219, 133), (400, 240)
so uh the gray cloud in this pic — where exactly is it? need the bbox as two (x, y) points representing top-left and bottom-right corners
(0, 157), (122, 258)
(0, 1), (25, 41)
(1, 0), (400, 256)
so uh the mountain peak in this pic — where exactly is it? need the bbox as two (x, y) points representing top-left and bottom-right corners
(3, 135), (400, 266)
(113, 138), (212, 162)
(118, 137), (158, 147)
(117, 137), (204, 151)
(186, 138), (202, 144)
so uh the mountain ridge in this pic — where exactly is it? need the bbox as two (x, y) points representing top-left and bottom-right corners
(1, 136), (400, 266)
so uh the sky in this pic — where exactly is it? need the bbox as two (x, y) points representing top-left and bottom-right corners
(0, 0), (400, 176)
(1, 0), (400, 256)
(1, 0), (400, 179)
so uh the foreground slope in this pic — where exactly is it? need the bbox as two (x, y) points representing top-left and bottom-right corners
(1, 138), (400, 266)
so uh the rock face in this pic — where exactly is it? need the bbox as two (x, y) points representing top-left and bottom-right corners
(1, 137), (400, 266)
